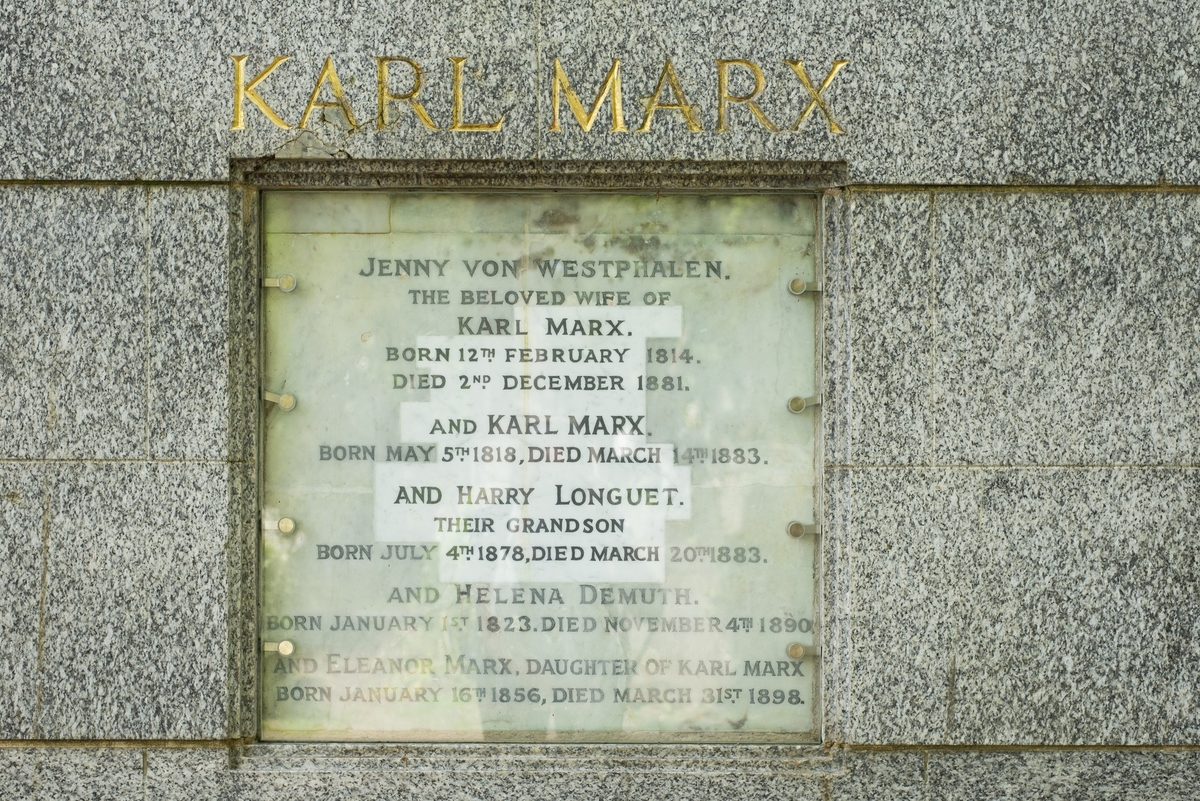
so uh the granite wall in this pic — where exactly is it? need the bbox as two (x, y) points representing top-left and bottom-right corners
(1, 0), (1198, 798)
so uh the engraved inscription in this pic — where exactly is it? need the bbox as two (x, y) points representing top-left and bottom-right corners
(260, 192), (821, 741)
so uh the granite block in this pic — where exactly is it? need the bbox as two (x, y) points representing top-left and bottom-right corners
(536, 0), (848, 165)
(32, 747), (146, 801)
(3, 0), (1200, 182)
(232, 744), (833, 800)
(156, 0), (540, 174)
(0, 186), (149, 460)
(822, 189), (852, 469)
(926, 749), (1200, 801)
(0, 0), (159, 181)
(845, 468), (1200, 745)
(0, 464), (47, 738)
(145, 747), (231, 801)
(930, 192), (1200, 466)
(535, 1), (1013, 177)
(148, 187), (231, 460)
(844, 468), (970, 744)
(820, 468), (852, 745)
(0, 749), (38, 799)
(26, 745), (1200, 800)
(996, 5), (1198, 186)
(957, 469), (1200, 744)
(846, 191), (934, 465)
(828, 749), (926, 801)
(36, 462), (231, 739)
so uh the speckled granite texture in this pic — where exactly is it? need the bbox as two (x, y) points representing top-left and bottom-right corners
(3, 2), (1200, 783)
(37, 461), (233, 739)
(148, 188), (233, 460)
(0, 187), (150, 460)
(4, 745), (1200, 800)
(831, 468), (1200, 745)
(0, 186), (235, 462)
(1, 462), (237, 741)
(822, 189), (1200, 747)
(837, 190), (1200, 467)
(0, 465), (45, 738)
(3, 0), (1200, 182)
(0, 185), (248, 741)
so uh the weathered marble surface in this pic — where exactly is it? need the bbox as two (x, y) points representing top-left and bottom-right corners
(2, 0), (1199, 183)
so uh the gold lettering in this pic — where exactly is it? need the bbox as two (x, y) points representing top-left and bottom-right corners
(637, 59), (702, 132)
(448, 57), (504, 131)
(715, 59), (777, 132)
(785, 59), (848, 134)
(549, 58), (626, 132)
(299, 56), (359, 129)
(230, 55), (291, 130)
(376, 57), (438, 130)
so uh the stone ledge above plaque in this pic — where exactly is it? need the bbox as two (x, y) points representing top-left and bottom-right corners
(260, 191), (821, 742)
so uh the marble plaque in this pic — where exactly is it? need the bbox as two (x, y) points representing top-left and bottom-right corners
(260, 191), (821, 741)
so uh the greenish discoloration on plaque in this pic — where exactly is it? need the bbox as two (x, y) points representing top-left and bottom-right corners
(260, 192), (820, 742)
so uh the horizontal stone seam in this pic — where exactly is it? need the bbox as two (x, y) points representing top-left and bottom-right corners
(0, 739), (244, 748)
(0, 458), (252, 464)
(0, 180), (228, 189)
(4, 741), (1196, 752)
(227, 769), (846, 777)
(835, 744), (1200, 753)
(8, 179), (1200, 194)
(825, 463), (1200, 470)
(849, 183), (1200, 194)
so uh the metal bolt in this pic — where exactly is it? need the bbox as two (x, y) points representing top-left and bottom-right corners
(277, 517), (295, 534)
(788, 522), (821, 538)
(788, 395), (821, 413)
(278, 640), (295, 657)
(789, 278), (821, 295)
(263, 274), (298, 292)
(264, 391), (296, 411)
(787, 643), (805, 659)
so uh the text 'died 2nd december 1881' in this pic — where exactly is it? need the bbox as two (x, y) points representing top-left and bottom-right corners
(260, 191), (820, 741)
